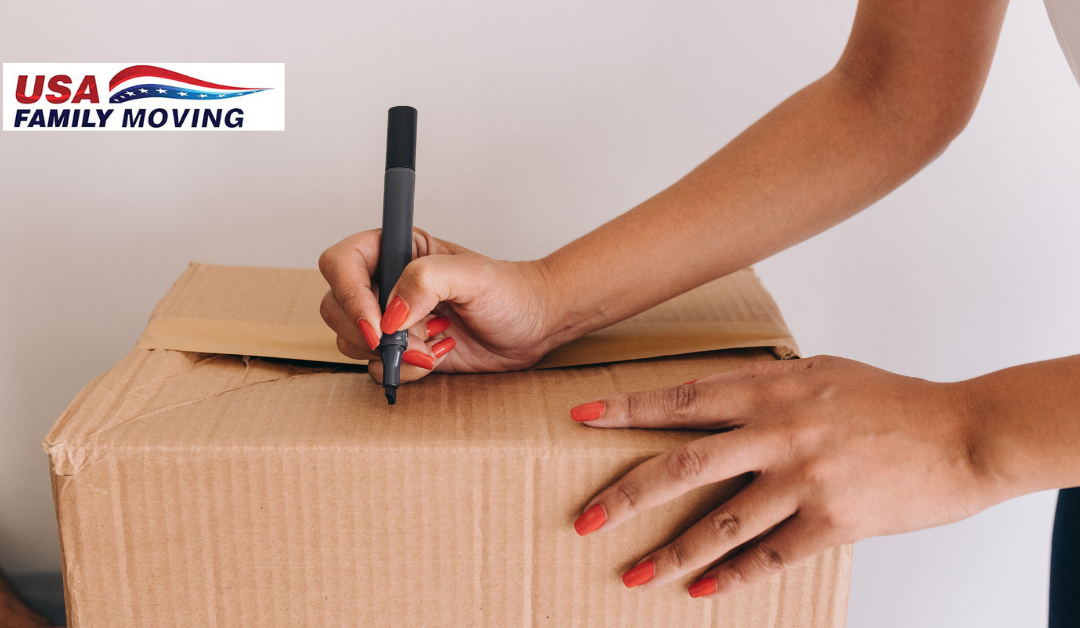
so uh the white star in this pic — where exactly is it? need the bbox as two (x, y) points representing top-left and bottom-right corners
(198, 94), (208, 98)
(126, 91), (135, 96)
(139, 88), (148, 93)
(156, 88), (167, 94)
(178, 91), (188, 97)
(217, 93), (227, 98)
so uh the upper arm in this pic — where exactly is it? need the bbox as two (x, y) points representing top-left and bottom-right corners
(834, 0), (1011, 147)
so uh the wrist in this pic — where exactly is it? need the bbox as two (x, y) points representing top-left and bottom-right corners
(527, 252), (613, 355)
(526, 255), (576, 354)
(952, 378), (1034, 503)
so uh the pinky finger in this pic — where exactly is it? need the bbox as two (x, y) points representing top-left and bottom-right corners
(688, 515), (830, 600)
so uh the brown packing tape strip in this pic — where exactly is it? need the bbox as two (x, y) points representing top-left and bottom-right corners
(136, 317), (798, 368)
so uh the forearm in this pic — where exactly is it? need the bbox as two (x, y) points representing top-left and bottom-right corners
(964, 354), (1080, 498)
(537, 72), (936, 345)
(535, 0), (1008, 349)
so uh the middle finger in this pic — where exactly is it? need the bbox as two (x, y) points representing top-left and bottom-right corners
(627, 476), (797, 589)
(574, 429), (770, 536)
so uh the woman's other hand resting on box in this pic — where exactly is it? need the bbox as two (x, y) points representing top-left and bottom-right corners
(569, 354), (1080, 598)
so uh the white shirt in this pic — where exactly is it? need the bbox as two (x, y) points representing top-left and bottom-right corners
(1046, 0), (1080, 86)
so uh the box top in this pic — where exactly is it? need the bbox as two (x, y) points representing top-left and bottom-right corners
(48, 262), (799, 463)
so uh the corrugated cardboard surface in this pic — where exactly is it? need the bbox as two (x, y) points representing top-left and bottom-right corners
(45, 265), (849, 627)
(134, 263), (801, 367)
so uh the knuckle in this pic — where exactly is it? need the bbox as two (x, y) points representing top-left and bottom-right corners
(335, 287), (362, 316)
(414, 228), (435, 255)
(666, 540), (691, 571)
(317, 247), (339, 277)
(666, 443), (708, 483)
(611, 481), (639, 513)
(336, 335), (363, 359)
(753, 544), (786, 572)
(730, 545), (785, 585)
(761, 372), (808, 400)
(624, 393), (641, 423)
(319, 291), (336, 324)
(816, 503), (854, 534)
(403, 256), (436, 293)
(705, 510), (743, 543)
(801, 458), (837, 491)
(664, 383), (699, 418)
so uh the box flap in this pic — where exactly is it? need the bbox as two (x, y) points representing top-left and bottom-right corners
(134, 263), (799, 367)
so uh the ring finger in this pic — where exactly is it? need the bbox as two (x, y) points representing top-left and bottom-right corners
(623, 477), (797, 589)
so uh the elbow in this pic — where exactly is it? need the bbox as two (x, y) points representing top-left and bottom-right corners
(832, 61), (983, 162)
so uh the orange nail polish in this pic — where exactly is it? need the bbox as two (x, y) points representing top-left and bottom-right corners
(381, 296), (409, 334)
(426, 316), (451, 337)
(432, 337), (456, 358)
(402, 350), (434, 370)
(688, 577), (717, 598)
(570, 401), (604, 422)
(358, 320), (380, 351)
(574, 504), (605, 536)
(622, 561), (655, 588)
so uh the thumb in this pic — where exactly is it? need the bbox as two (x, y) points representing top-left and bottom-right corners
(378, 252), (493, 334)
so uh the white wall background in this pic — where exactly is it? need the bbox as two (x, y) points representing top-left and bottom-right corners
(2, 0), (1078, 625)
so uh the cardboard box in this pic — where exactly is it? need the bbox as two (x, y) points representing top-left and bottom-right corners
(44, 264), (851, 627)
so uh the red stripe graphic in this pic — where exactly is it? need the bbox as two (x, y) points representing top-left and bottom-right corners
(109, 65), (260, 91)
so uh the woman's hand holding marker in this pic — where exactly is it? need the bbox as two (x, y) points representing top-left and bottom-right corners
(319, 227), (557, 384)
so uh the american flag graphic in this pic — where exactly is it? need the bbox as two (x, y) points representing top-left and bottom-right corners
(108, 65), (269, 104)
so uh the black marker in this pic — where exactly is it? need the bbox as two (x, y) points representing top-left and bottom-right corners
(377, 106), (417, 405)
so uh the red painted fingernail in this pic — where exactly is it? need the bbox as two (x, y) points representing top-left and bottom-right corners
(426, 316), (451, 337)
(380, 296), (409, 334)
(358, 319), (380, 351)
(622, 561), (655, 588)
(688, 577), (717, 598)
(570, 401), (605, 422)
(432, 337), (456, 358)
(574, 504), (605, 536)
(402, 350), (434, 370)
(683, 379), (698, 385)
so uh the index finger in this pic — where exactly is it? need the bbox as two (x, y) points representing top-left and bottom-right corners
(319, 230), (386, 342)
(570, 379), (767, 430)
(573, 430), (766, 536)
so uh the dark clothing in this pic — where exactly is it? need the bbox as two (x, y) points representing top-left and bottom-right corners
(1051, 487), (1080, 628)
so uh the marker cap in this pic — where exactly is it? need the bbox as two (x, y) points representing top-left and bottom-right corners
(385, 106), (417, 171)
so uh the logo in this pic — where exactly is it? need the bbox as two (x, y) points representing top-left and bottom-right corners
(3, 63), (285, 131)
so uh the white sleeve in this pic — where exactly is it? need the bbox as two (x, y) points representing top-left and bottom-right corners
(1045, 0), (1080, 87)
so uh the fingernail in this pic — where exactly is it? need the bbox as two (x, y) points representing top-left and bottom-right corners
(574, 504), (605, 536)
(622, 561), (655, 588)
(432, 337), (456, 358)
(688, 577), (717, 598)
(426, 316), (451, 337)
(381, 296), (409, 334)
(683, 379), (698, 385)
(402, 350), (434, 370)
(358, 319), (380, 351)
(570, 401), (605, 422)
